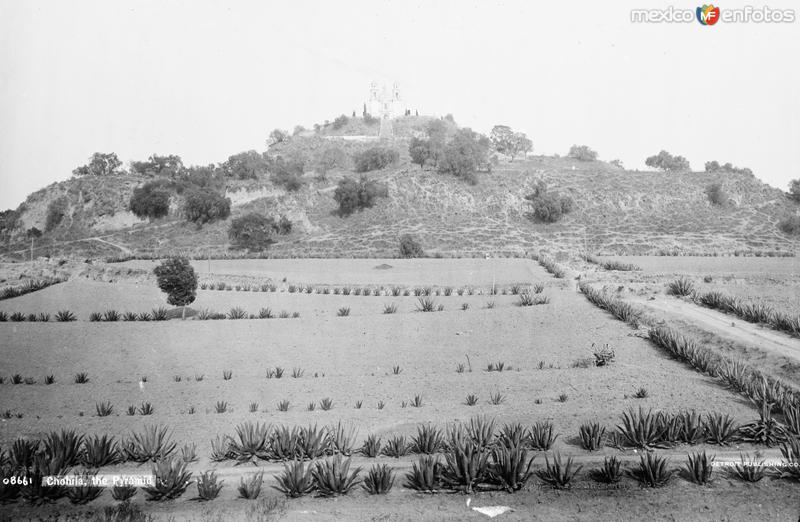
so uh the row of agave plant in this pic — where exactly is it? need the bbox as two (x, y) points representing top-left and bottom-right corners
(578, 282), (800, 432)
(534, 254), (566, 279)
(0, 278), (66, 301)
(581, 254), (642, 272)
(693, 289), (800, 338)
(4, 419), (798, 504)
(199, 281), (546, 297)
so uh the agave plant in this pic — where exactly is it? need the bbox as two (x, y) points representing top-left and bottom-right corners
(144, 457), (192, 500)
(81, 434), (121, 467)
(227, 421), (270, 463)
(684, 451), (714, 485)
(312, 455), (362, 497)
(411, 424), (445, 455)
(589, 456), (623, 484)
(21, 453), (71, 504)
(95, 401), (114, 417)
(628, 452), (672, 487)
(359, 435), (382, 458)
(196, 470), (223, 501)
(298, 424), (329, 460)
(362, 464), (395, 494)
(729, 452), (767, 482)
(55, 310), (76, 322)
(704, 412), (739, 445)
(441, 425), (490, 493)
(404, 455), (441, 493)
(123, 425), (177, 463)
(578, 422), (606, 451)
(273, 460), (315, 497)
(616, 408), (668, 450)
(110, 485), (137, 502)
(528, 421), (558, 450)
(238, 471), (264, 499)
(269, 425), (300, 461)
(210, 435), (233, 462)
(64, 470), (104, 505)
(536, 453), (581, 489)
(776, 437), (800, 480)
(738, 400), (788, 447)
(667, 277), (695, 297)
(382, 435), (409, 458)
(329, 421), (357, 456)
(488, 444), (535, 492)
(44, 429), (84, 467)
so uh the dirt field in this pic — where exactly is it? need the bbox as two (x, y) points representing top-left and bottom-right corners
(1, 258), (798, 520)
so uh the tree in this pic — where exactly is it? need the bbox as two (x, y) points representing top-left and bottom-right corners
(268, 129), (288, 146)
(332, 114), (349, 130)
(26, 227), (41, 260)
(228, 213), (279, 250)
(568, 145), (598, 162)
(353, 147), (399, 173)
(45, 196), (69, 231)
(333, 176), (388, 216)
(437, 128), (490, 184)
(130, 181), (172, 220)
(706, 183), (728, 206)
(525, 183), (574, 223)
(130, 154), (184, 177)
(270, 156), (305, 191)
(219, 151), (269, 179)
(183, 188), (231, 225)
(789, 179), (800, 203)
(645, 150), (690, 172)
(490, 126), (533, 161)
(399, 234), (424, 258)
(153, 257), (197, 319)
(409, 137), (433, 168)
(72, 152), (122, 177)
(315, 146), (347, 177)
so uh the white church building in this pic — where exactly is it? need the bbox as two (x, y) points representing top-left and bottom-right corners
(367, 81), (405, 119)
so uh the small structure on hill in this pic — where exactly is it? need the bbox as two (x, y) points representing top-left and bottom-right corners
(367, 81), (405, 120)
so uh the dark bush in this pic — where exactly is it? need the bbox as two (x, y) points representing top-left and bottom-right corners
(130, 154), (184, 177)
(270, 156), (305, 191)
(333, 176), (388, 216)
(399, 235), (424, 258)
(778, 215), (800, 236)
(568, 145), (598, 162)
(788, 179), (800, 203)
(489, 125), (532, 161)
(72, 152), (122, 177)
(332, 115), (349, 130)
(645, 150), (690, 172)
(354, 147), (399, 173)
(525, 184), (574, 223)
(219, 151), (269, 180)
(438, 129), (491, 184)
(706, 183), (728, 206)
(277, 215), (292, 235)
(705, 161), (752, 175)
(183, 188), (231, 224)
(316, 147), (348, 176)
(45, 196), (69, 231)
(130, 181), (172, 220)
(153, 256), (197, 318)
(228, 213), (279, 250)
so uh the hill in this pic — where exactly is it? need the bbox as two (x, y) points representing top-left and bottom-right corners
(0, 118), (798, 260)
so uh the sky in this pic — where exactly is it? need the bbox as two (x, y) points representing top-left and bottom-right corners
(1, 0), (798, 210)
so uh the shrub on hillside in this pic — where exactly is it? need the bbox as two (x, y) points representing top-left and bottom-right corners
(270, 157), (305, 191)
(130, 181), (172, 220)
(183, 188), (231, 225)
(705, 183), (728, 206)
(229, 213), (281, 250)
(489, 125), (532, 161)
(130, 154), (185, 177)
(333, 176), (388, 216)
(645, 150), (690, 172)
(399, 235), (424, 258)
(788, 179), (800, 203)
(525, 183), (574, 223)
(705, 161), (752, 176)
(72, 152), (122, 177)
(277, 215), (292, 235)
(353, 147), (399, 173)
(45, 196), (69, 231)
(568, 145), (598, 162)
(269, 129), (288, 146)
(778, 216), (800, 236)
(332, 115), (349, 130)
(363, 114), (380, 126)
(219, 151), (269, 180)
(315, 146), (348, 177)
(409, 137), (434, 168)
(438, 129), (491, 184)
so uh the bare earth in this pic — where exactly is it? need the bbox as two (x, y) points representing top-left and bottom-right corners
(1, 258), (798, 520)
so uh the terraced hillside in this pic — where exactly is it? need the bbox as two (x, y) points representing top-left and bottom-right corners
(1, 137), (797, 260)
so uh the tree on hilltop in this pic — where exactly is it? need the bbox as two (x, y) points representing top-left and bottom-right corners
(72, 152), (122, 177)
(490, 125), (533, 161)
(645, 150), (690, 172)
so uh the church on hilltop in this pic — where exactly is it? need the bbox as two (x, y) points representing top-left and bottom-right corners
(366, 81), (406, 119)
